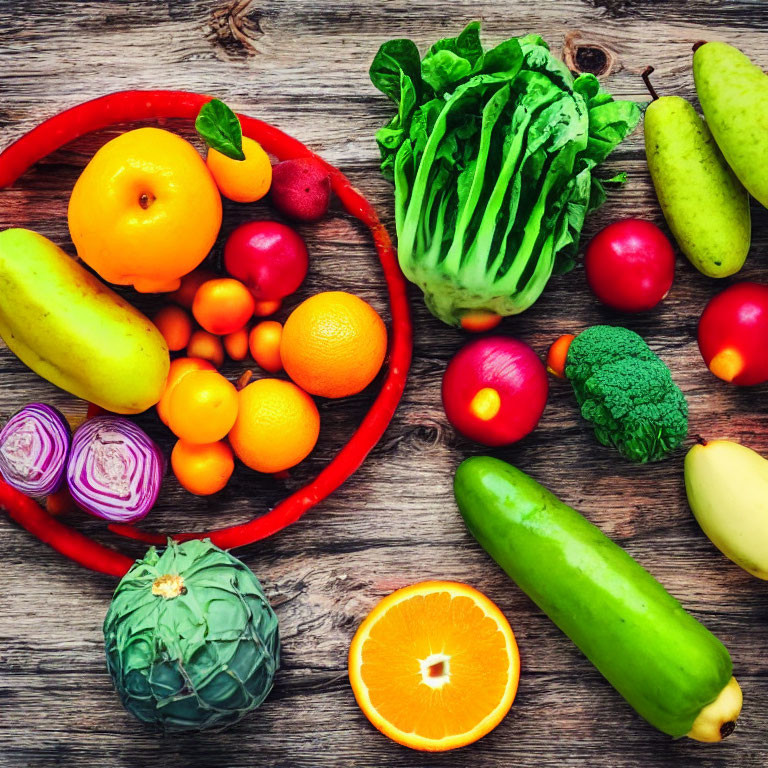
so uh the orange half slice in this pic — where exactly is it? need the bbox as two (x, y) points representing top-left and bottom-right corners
(348, 581), (520, 751)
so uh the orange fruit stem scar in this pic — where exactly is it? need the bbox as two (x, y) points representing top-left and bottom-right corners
(709, 348), (745, 383)
(460, 311), (502, 333)
(469, 387), (501, 421)
(348, 581), (520, 752)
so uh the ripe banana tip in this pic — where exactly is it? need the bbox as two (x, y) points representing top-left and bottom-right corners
(687, 677), (742, 742)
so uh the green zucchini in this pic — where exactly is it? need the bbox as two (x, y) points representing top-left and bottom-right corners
(453, 455), (741, 741)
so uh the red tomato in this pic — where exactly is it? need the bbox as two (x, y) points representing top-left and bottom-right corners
(585, 219), (675, 312)
(698, 282), (768, 386)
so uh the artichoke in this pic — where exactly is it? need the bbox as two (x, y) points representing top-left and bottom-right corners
(103, 539), (280, 732)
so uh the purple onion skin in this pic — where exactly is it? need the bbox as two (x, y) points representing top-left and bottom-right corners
(67, 415), (164, 523)
(0, 403), (71, 496)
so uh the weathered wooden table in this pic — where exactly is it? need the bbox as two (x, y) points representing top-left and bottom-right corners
(2, 1), (768, 766)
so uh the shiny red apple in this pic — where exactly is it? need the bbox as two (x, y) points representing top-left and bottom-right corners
(223, 221), (309, 301)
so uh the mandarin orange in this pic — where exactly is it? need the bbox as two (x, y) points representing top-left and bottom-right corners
(280, 291), (387, 398)
(171, 439), (234, 496)
(167, 370), (238, 444)
(228, 378), (319, 473)
(156, 357), (216, 426)
(207, 136), (272, 203)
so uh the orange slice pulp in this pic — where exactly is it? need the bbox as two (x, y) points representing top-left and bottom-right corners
(348, 581), (520, 752)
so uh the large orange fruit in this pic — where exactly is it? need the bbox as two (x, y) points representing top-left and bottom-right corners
(280, 291), (387, 399)
(68, 127), (222, 293)
(228, 378), (320, 473)
(348, 581), (520, 752)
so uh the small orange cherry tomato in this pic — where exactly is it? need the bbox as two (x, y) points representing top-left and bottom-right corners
(460, 311), (502, 333)
(193, 278), (256, 335)
(152, 305), (193, 351)
(546, 334), (576, 379)
(171, 439), (234, 495)
(249, 321), (283, 373)
(207, 136), (272, 204)
(186, 329), (225, 368)
(46, 487), (76, 516)
(223, 326), (250, 361)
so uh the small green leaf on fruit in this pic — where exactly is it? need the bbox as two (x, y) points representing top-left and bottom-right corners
(195, 99), (246, 161)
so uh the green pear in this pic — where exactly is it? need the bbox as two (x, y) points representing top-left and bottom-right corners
(685, 439), (768, 579)
(694, 41), (768, 209)
(645, 92), (750, 278)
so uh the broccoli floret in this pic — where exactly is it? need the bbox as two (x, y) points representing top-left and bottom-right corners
(566, 324), (656, 402)
(565, 326), (688, 463)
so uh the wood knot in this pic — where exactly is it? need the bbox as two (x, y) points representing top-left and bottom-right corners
(585, 0), (631, 17)
(208, 0), (263, 59)
(563, 31), (617, 77)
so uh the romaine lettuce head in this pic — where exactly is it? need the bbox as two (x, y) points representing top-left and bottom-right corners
(370, 23), (642, 326)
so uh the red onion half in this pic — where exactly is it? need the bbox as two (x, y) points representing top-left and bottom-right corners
(0, 403), (70, 496)
(67, 416), (164, 523)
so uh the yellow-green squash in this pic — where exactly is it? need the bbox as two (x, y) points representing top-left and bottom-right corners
(0, 228), (169, 413)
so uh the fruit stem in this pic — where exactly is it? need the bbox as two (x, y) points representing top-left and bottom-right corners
(695, 435), (707, 447)
(236, 369), (253, 391)
(641, 66), (659, 101)
(692, 40), (707, 53)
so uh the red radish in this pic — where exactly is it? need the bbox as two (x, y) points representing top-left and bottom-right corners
(585, 219), (675, 312)
(224, 221), (309, 301)
(271, 158), (331, 222)
(698, 282), (768, 386)
(442, 336), (548, 446)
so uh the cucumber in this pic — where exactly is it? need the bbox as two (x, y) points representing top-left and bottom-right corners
(453, 456), (740, 740)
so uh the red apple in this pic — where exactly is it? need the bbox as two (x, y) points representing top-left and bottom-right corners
(442, 336), (548, 446)
(699, 282), (768, 386)
(224, 221), (309, 301)
(585, 219), (675, 312)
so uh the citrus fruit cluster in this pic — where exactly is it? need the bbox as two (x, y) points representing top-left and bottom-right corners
(157, 287), (386, 496)
(155, 284), (386, 495)
(138, 141), (387, 496)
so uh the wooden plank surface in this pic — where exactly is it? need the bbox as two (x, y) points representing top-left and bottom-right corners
(2, 1), (768, 766)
